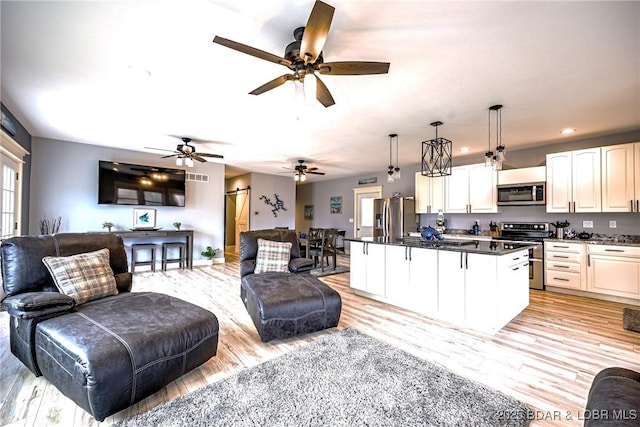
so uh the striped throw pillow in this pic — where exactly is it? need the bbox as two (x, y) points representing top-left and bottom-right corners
(254, 239), (292, 274)
(42, 248), (118, 305)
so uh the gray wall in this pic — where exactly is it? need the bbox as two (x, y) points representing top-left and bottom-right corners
(226, 172), (296, 231)
(1, 103), (32, 234)
(297, 130), (640, 245)
(30, 137), (225, 262)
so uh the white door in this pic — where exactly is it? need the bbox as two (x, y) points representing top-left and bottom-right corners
(235, 189), (250, 253)
(353, 186), (382, 239)
(0, 154), (19, 239)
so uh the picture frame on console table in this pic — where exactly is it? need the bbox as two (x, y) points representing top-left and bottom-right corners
(133, 208), (157, 229)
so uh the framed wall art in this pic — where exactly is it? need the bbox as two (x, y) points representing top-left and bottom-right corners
(133, 208), (157, 229)
(304, 205), (314, 220)
(330, 196), (342, 214)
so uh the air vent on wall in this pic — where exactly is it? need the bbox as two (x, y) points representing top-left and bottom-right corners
(186, 172), (209, 183)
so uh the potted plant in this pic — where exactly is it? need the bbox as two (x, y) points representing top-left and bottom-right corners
(102, 221), (114, 232)
(201, 246), (219, 263)
(173, 221), (182, 230)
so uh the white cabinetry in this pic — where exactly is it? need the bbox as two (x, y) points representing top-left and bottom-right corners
(385, 245), (438, 314)
(438, 249), (528, 332)
(601, 142), (640, 212)
(587, 244), (640, 300)
(546, 148), (601, 213)
(444, 163), (498, 214)
(544, 241), (586, 290)
(414, 172), (445, 214)
(350, 241), (385, 296)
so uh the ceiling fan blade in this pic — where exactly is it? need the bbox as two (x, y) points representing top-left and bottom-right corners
(192, 154), (207, 163)
(213, 36), (293, 68)
(300, 1), (335, 64)
(198, 153), (224, 159)
(145, 146), (179, 153)
(318, 61), (390, 75)
(161, 154), (180, 158)
(306, 167), (319, 172)
(249, 74), (292, 95)
(307, 171), (326, 175)
(315, 75), (335, 108)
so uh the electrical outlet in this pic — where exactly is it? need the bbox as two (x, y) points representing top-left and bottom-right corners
(583, 220), (594, 228)
(609, 220), (617, 228)
(349, 218), (354, 223)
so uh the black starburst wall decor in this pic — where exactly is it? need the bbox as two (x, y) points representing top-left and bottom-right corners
(260, 194), (287, 217)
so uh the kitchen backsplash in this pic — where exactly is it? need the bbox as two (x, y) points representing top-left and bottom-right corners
(418, 205), (639, 236)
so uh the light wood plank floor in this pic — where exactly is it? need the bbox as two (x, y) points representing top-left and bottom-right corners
(1, 252), (638, 427)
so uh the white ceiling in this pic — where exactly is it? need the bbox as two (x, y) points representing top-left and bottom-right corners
(2, 1), (639, 181)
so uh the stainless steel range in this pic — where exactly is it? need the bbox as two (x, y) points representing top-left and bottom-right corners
(493, 222), (551, 290)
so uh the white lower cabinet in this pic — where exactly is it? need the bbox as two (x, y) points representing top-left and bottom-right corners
(544, 242), (586, 290)
(587, 244), (640, 300)
(351, 242), (530, 333)
(350, 241), (386, 296)
(385, 245), (438, 314)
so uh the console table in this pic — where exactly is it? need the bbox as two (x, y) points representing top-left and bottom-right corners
(112, 230), (194, 269)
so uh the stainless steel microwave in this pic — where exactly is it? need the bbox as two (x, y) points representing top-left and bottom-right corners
(497, 182), (545, 206)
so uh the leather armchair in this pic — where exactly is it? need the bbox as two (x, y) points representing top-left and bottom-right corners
(1, 233), (219, 421)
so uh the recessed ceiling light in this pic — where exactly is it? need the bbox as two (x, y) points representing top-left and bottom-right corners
(561, 128), (576, 135)
(459, 147), (470, 153)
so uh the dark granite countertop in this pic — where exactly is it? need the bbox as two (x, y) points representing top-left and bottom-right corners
(345, 236), (534, 255)
(544, 236), (640, 247)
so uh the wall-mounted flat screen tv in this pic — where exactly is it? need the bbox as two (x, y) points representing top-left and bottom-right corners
(98, 160), (186, 207)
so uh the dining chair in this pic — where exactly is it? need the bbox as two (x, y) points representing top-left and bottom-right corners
(310, 228), (338, 271)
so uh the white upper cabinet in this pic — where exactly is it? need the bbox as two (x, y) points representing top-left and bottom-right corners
(601, 142), (640, 212)
(445, 164), (498, 213)
(546, 148), (601, 213)
(414, 172), (445, 214)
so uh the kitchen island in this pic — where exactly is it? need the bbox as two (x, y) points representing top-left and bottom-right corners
(347, 237), (533, 334)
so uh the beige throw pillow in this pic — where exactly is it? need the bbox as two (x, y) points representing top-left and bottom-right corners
(42, 248), (118, 305)
(254, 239), (292, 274)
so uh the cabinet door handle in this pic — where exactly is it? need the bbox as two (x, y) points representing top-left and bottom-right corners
(460, 252), (463, 269)
(568, 201), (571, 212)
(554, 277), (570, 282)
(512, 257), (520, 261)
(637, 200), (639, 212)
(631, 200), (635, 212)
(512, 266), (520, 271)
(587, 254), (590, 267)
(573, 201), (576, 212)
(553, 245), (570, 249)
(604, 249), (624, 253)
(553, 264), (570, 268)
(409, 247), (412, 262)
(552, 254), (570, 258)
(465, 253), (469, 270)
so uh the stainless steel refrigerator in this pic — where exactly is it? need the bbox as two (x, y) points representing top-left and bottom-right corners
(373, 197), (417, 240)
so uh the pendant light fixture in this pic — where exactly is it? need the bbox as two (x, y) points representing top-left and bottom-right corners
(386, 133), (401, 182)
(485, 104), (506, 170)
(421, 121), (452, 177)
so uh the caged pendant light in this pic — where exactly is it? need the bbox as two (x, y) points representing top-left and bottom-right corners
(485, 104), (506, 170)
(421, 121), (452, 177)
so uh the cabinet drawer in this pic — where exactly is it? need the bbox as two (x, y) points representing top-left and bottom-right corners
(545, 251), (582, 263)
(546, 270), (583, 289)
(588, 244), (640, 257)
(545, 260), (581, 273)
(544, 242), (584, 254)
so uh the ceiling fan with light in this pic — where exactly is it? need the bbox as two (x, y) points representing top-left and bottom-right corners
(146, 137), (223, 167)
(212, 0), (390, 107)
(283, 159), (326, 181)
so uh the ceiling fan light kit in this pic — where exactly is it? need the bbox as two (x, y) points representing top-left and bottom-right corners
(212, 0), (389, 108)
(485, 104), (506, 170)
(421, 121), (452, 177)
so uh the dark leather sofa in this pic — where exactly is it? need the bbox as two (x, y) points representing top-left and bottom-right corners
(584, 367), (640, 426)
(1, 233), (219, 421)
(239, 229), (341, 342)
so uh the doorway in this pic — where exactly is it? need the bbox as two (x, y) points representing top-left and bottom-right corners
(353, 185), (382, 239)
(224, 187), (250, 253)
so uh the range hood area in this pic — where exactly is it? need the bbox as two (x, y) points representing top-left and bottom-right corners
(497, 166), (546, 185)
